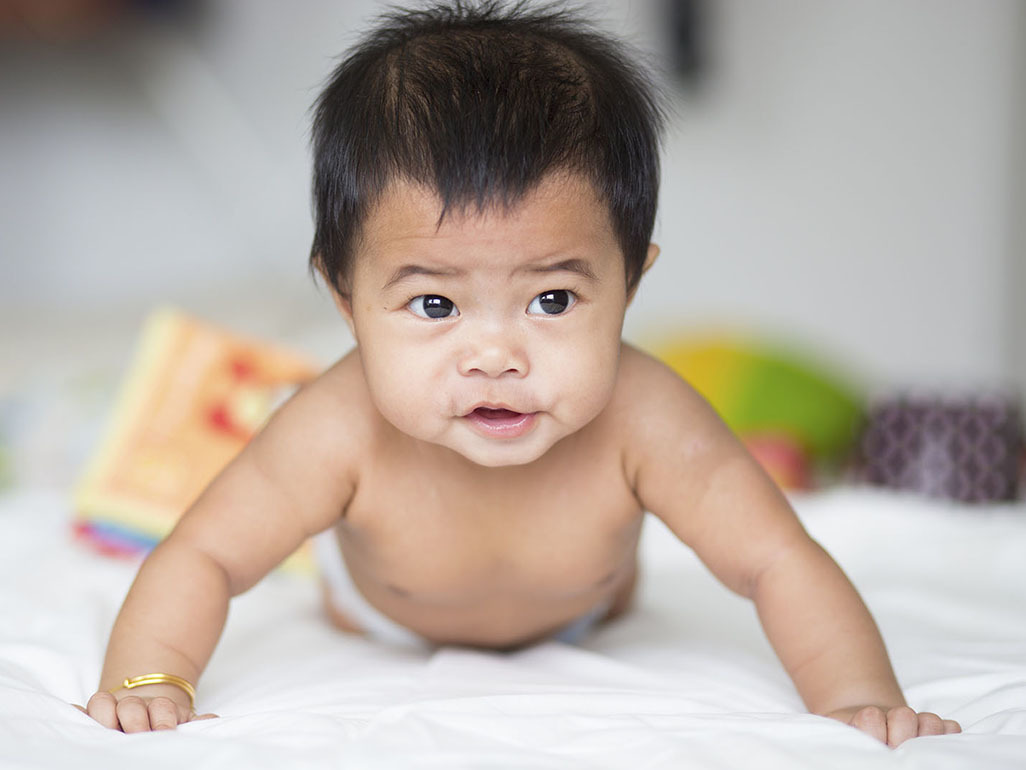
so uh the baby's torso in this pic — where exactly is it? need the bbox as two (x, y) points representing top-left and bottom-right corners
(332, 423), (644, 648)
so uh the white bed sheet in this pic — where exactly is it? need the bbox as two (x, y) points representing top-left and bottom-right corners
(1, 486), (1024, 769)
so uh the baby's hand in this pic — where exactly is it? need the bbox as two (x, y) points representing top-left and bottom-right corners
(825, 705), (961, 747)
(75, 686), (218, 732)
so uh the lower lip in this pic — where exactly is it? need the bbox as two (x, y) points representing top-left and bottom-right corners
(464, 408), (538, 439)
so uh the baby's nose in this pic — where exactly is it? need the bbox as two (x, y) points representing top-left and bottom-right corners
(457, 329), (528, 378)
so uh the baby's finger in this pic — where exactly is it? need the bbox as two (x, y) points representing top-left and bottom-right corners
(190, 712), (219, 721)
(146, 696), (180, 731)
(115, 695), (153, 733)
(886, 706), (919, 747)
(850, 706), (887, 744)
(917, 712), (945, 737)
(85, 691), (119, 730)
(943, 719), (962, 735)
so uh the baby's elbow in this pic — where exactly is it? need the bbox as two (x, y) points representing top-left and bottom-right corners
(746, 535), (826, 602)
(154, 534), (239, 597)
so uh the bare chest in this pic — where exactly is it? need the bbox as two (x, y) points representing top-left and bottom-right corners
(337, 444), (643, 605)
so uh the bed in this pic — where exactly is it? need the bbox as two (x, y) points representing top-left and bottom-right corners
(2, 481), (1024, 769)
(0, 307), (1022, 769)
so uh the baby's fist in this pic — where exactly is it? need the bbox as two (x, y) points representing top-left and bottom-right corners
(826, 705), (960, 747)
(75, 688), (217, 733)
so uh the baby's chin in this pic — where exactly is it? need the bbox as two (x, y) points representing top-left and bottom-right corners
(439, 435), (556, 468)
(457, 446), (548, 468)
(418, 419), (568, 468)
(381, 409), (573, 468)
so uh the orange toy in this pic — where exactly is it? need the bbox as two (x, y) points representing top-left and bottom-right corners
(73, 308), (320, 571)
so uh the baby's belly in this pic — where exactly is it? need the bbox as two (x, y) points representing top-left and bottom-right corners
(331, 530), (641, 649)
(355, 568), (636, 649)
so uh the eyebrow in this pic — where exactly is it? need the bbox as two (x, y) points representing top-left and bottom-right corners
(382, 264), (465, 291)
(519, 258), (598, 282)
(382, 257), (597, 291)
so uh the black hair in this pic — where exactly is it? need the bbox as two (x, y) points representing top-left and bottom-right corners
(309, 0), (664, 296)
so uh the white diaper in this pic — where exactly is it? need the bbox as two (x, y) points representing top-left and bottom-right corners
(313, 529), (429, 648)
(313, 528), (611, 648)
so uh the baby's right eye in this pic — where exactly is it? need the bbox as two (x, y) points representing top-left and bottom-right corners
(408, 295), (459, 319)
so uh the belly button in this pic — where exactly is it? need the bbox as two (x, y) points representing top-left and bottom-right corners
(386, 583), (411, 597)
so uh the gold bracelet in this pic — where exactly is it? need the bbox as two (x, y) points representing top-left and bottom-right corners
(110, 673), (196, 709)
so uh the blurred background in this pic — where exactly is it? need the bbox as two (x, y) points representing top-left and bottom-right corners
(1, 1), (1023, 502)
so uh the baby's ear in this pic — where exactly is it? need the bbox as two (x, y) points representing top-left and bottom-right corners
(642, 243), (660, 275)
(313, 255), (357, 337)
(627, 243), (660, 305)
(330, 290), (357, 338)
(330, 289), (353, 319)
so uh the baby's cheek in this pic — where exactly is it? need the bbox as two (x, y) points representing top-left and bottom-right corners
(557, 348), (619, 423)
(361, 357), (416, 417)
(385, 372), (455, 438)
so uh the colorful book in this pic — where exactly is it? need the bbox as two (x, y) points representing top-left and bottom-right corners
(74, 308), (320, 572)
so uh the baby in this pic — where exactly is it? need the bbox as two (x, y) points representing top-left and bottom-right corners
(82, 1), (960, 746)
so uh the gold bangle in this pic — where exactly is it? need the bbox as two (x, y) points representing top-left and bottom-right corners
(111, 673), (196, 709)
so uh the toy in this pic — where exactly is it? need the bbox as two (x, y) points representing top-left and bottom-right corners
(73, 308), (320, 570)
(649, 333), (863, 489)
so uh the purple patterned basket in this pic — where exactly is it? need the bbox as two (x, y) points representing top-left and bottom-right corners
(855, 395), (1024, 503)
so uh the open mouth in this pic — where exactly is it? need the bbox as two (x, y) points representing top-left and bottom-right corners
(463, 407), (537, 438)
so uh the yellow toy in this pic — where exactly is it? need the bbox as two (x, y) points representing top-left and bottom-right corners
(73, 308), (319, 570)
(650, 333), (863, 489)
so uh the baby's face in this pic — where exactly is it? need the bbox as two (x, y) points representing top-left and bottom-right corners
(339, 174), (634, 467)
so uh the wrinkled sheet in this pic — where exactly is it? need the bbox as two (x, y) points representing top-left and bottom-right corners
(1, 486), (1024, 769)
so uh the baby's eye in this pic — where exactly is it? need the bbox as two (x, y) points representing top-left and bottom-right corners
(527, 289), (576, 316)
(408, 294), (459, 319)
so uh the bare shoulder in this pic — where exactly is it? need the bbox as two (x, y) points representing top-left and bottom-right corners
(281, 348), (376, 433)
(612, 343), (732, 447)
(225, 347), (383, 537)
(615, 343), (709, 409)
(164, 349), (379, 592)
(614, 344), (806, 596)
(613, 343), (751, 510)
(252, 348), (377, 472)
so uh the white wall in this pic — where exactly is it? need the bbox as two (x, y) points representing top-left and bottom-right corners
(628, 0), (1024, 394)
(1010, 5), (1026, 405)
(1, 0), (1022, 396)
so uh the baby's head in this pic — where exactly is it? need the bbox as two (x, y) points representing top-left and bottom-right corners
(309, 0), (663, 300)
(309, 2), (664, 467)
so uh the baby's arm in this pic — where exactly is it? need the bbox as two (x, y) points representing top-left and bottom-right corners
(82, 370), (356, 732)
(623, 351), (960, 747)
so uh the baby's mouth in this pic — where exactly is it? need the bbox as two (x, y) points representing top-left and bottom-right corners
(463, 407), (537, 438)
(472, 407), (521, 421)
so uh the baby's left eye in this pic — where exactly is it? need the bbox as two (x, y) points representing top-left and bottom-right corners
(527, 290), (576, 315)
